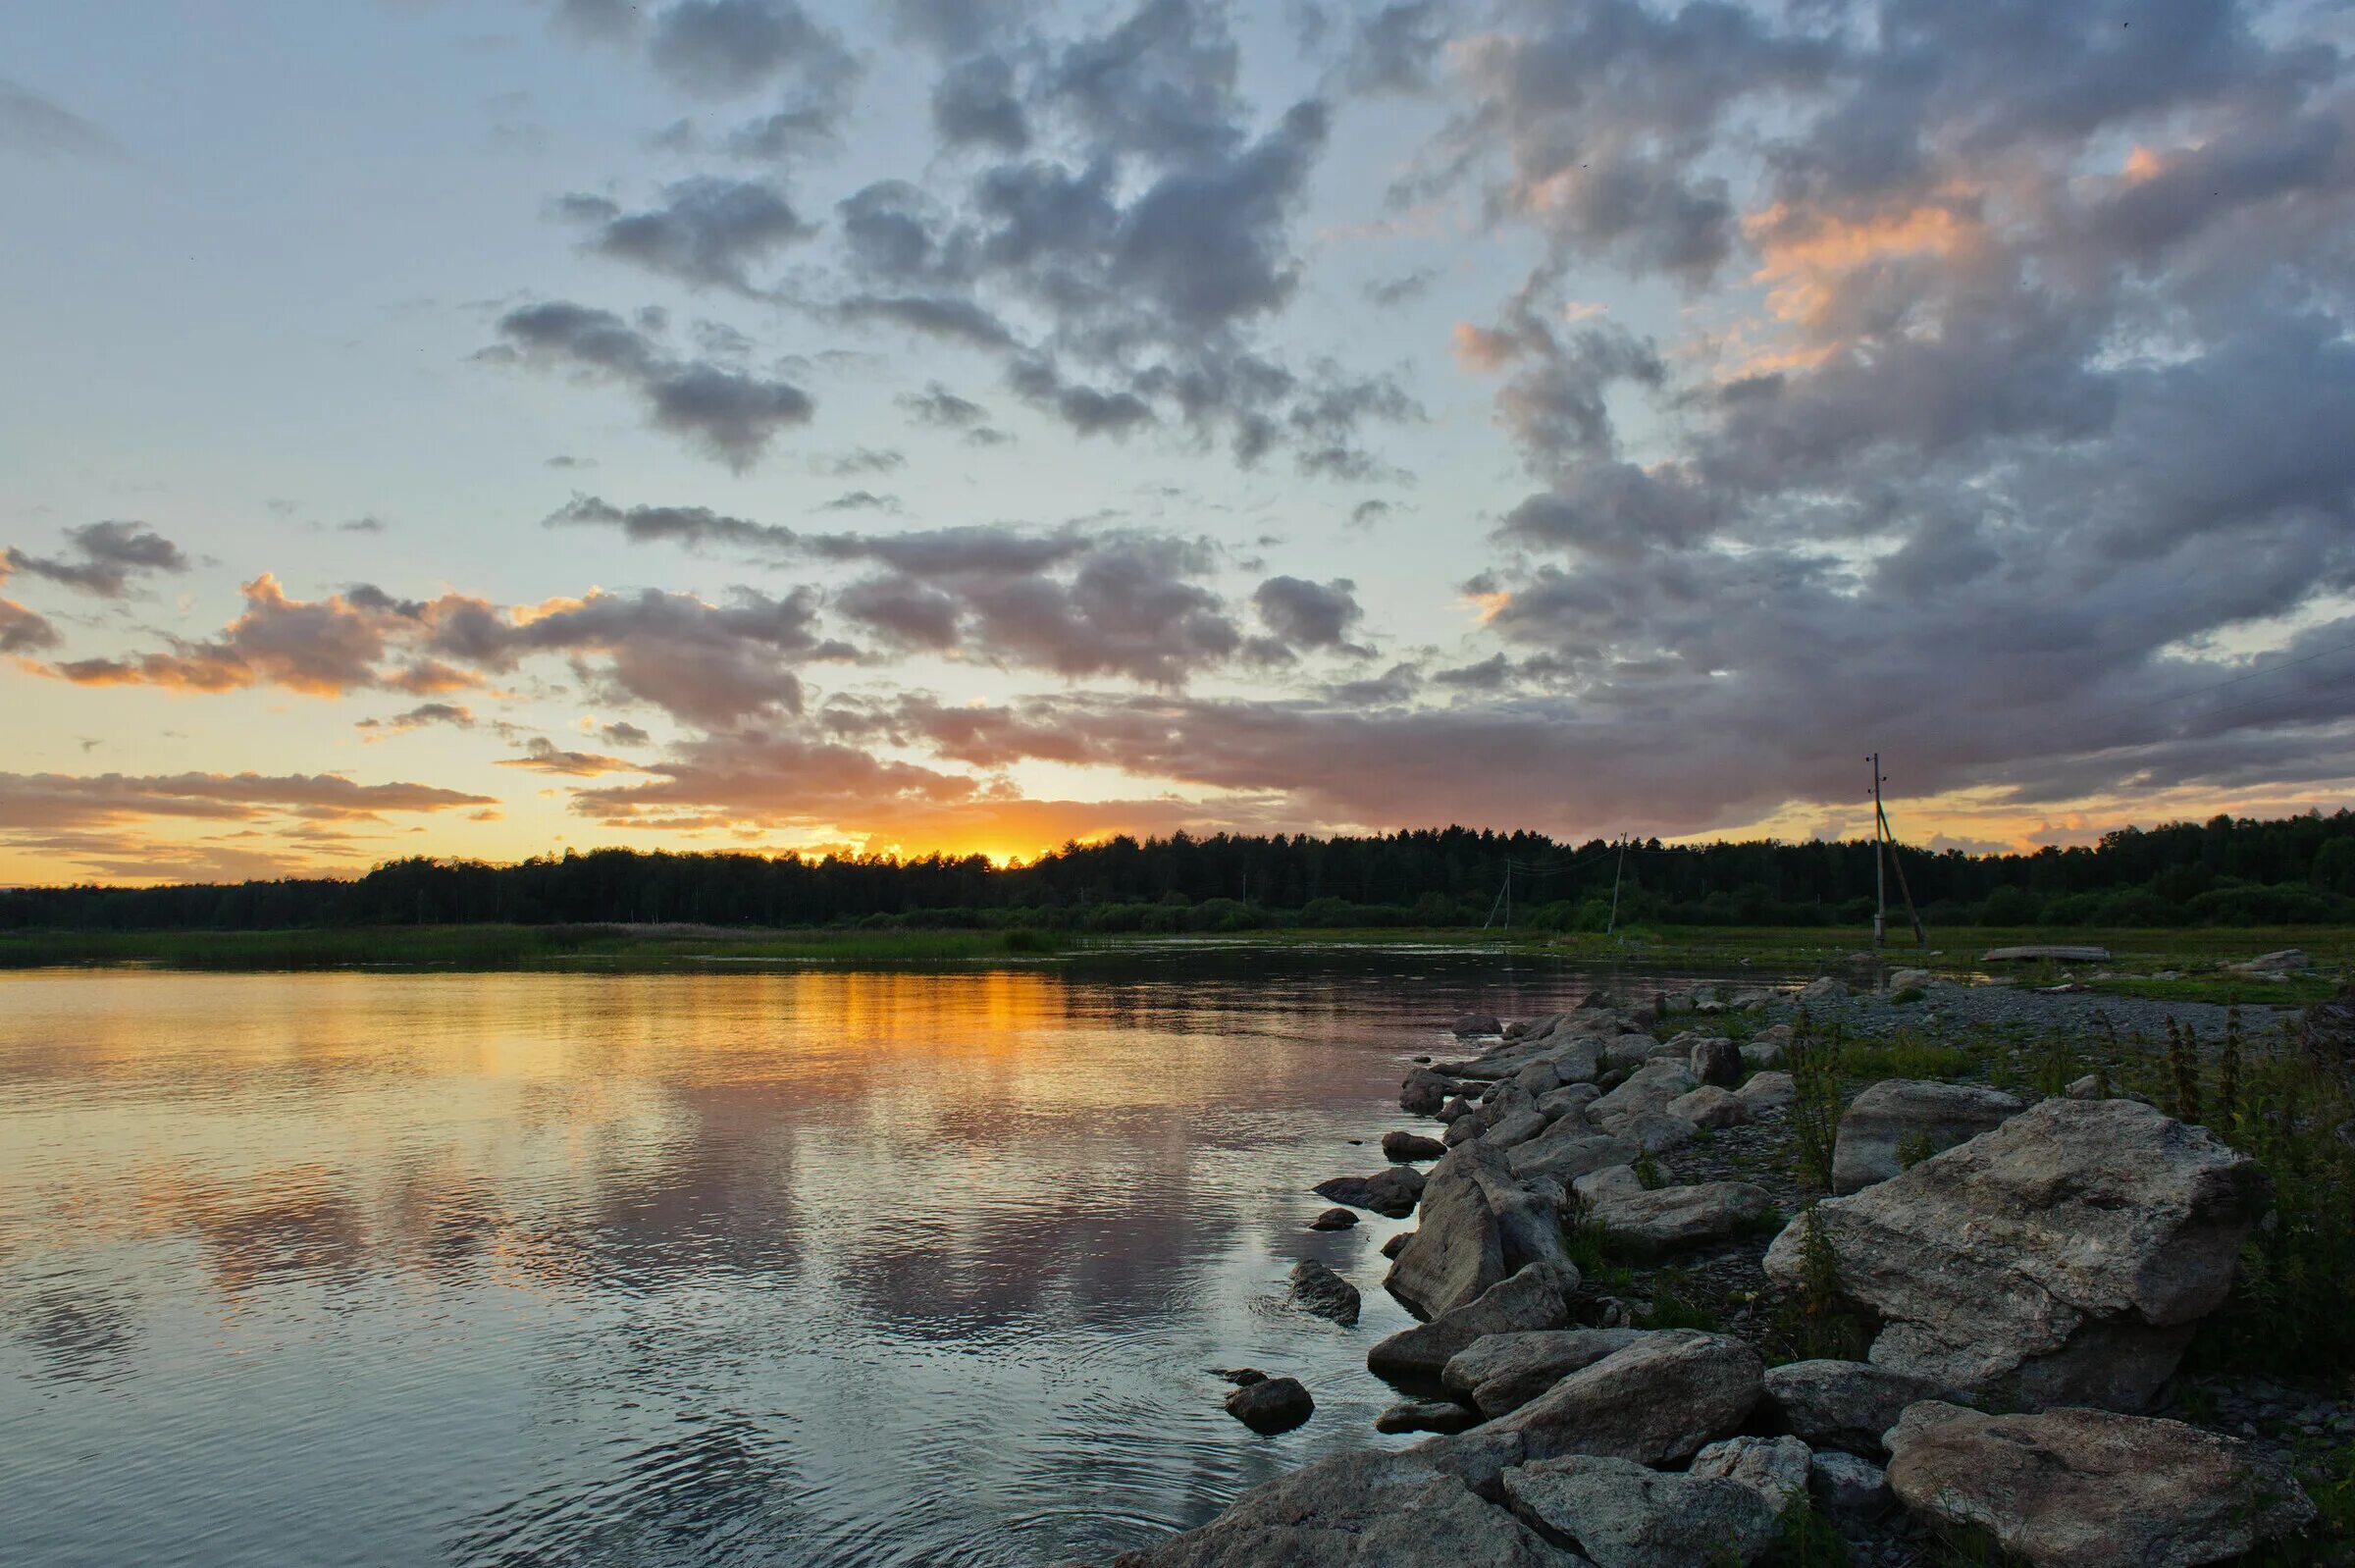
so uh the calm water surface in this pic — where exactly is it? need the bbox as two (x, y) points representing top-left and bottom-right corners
(2, 952), (1651, 1567)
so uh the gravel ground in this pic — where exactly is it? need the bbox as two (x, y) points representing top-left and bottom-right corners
(1757, 978), (2297, 1043)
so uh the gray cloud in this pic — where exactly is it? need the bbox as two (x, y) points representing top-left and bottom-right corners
(897, 382), (990, 427)
(0, 79), (125, 163)
(647, 0), (860, 106)
(485, 301), (813, 468)
(5, 522), (190, 598)
(1253, 574), (1363, 650)
(559, 177), (814, 292)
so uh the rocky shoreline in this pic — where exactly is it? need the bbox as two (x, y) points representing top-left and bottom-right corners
(1069, 972), (2353, 1568)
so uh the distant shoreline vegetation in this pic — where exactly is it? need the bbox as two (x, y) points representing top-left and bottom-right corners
(5, 810), (2355, 935)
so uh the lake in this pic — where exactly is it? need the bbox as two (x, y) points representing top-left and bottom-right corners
(0, 950), (1654, 1567)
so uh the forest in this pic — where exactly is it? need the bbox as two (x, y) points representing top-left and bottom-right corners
(6, 810), (2355, 933)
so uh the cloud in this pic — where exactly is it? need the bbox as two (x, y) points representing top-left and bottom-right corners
(0, 770), (497, 832)
(356, 702), (478, 737)
(497, 737), (647, 776)
(897, 382), (990, 428)
(484, 301), (814, 468)
(602, 720), (653, 746)
(1252, 575), (1363, 651)
(0, 598), (59, 653)
(4, 521), (190, 598)
(558, 177), (815, 292)
(0, 80), (125, 163)
(646, 0), (860, 107)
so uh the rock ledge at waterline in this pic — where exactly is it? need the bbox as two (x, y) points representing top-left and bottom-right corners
(1080, 984), (2324, 1568)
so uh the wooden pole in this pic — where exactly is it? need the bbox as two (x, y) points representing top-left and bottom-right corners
(1870, 754), (1887, 948)
(1606, 835), (1628, 934)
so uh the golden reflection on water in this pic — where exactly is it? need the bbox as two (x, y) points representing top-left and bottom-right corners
(0, 960), (1597, 1568)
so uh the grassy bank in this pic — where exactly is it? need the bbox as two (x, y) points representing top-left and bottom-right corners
(3, 919), (2351, 978)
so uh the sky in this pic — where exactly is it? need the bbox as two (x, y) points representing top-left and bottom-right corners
(3, 0), (2354, 887)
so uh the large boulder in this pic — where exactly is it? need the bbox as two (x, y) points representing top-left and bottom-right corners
(1313, 1166), (1425, 1218)
(1506, 1126), (1638, 1186)
(1665, 1084), (1749, 1128)
(1373, 1399), (1477, 1436)
(1494, 1330), (1763, 1466)
(1689, 1435), (1812, 1511)
(1384, 1140), (1570, 1319)
(1367, 1265), (1573, 1381)
(1108, 1444), (1580, 1567)
(1400, 1068), (1455, 1115)
(1500, 1455), (1780, 1568)
(1578, 1166), (1773, 1254)
(1535, 1082), (1602, 1121)
(1286, 1260), (1360, 1325)
(1602, 1034), (1677, 1070)
(1764, 1099), (2271, 1410)
(1884, 1402), (2316, 1568)
(1831, 1079), (2025, 1193)
(1808, 1451), (1891, 1521)
(1439, 1327), (1649, 1417)
(1690, 1037), (1744, 1086)
(1478, 1106), (1552, 1149)
(1798, 975), (1849, 1003)
(1737, 1071), (1795, 1115)
(1761, 1359), (1963, 1458)
(1451, 1012), (1504, 1036)
(2301, 979), (2355, 1068)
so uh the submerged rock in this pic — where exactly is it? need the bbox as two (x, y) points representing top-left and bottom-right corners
(1884, 1402), (2315, 1568)
(1380, 1129), (1447, 1163)
(1831, 1078), (2025, 1194)
(1764, 1098), (2270, 1411)
(1312, 1166), (1424, 1218)
(1223, 1376), (1315, 1435)
(1307, 1207), (1358, 1231)
(1373, 1398), (1477, 1436)
(1379, 1230), (1413, 1260)
(1501, 1455), (1780, 1568)
(1286, 1259), (1360, 1325)
(1451, 1012), (1503, 1037)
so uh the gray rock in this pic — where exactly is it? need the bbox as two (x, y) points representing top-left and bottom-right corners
(1547, 1037), (1603, 1084)
(1381, 1129), (1448, 1163)
(1380, 1229), (1413, 1259)
(1798, 976), (1849, 1003)
(1737, 1071), (1795, 1114)
(1287, 1259), (1361, 1325)
(1368, 1264), (1574, 1381)
(1440, 1328), (1649, 1416)
(1507, 1126), (1639, 1186)
(1307, 1207), (1358, 1231)
(1514, 1059), (1562, 1095)
(1602, 1034), (1674, 1070)
(1501, 1454), (1780, 1568)
(1451, 1013), (1503, 1036)
(1400, 1067), (1455, 1115)
(1764, 1099), (2270, 1411)
(1442, 1115), (1481, 1147)
(1886, 967), (1933, 992)
(1312, 1166), (1425, 1218)
(1762, 1359), (1964, 1457)
(1665, 1084), (1750, 1128)
(1690, 1037), (1744, 1086)
(1108, 1444), (1577, 1567)
(1690, 1435), (1812, 1511)
(1831, 1078), (2026, 1193)
(1385, 1140), (1572, 1319)
(1479, 1107), (1552, 1149)
(1607, 1110), (1698, 1154)
(1495, 1330), (1763, 1466)
(1225, 1376), (1314, 1434)
(1437, 1094), (1475, 1123)
(1580, 1168), (1771, 1255)
(1374, 1398), (1477, 1435)
(1536, 1082), (1603, 1121)
(1806, 1450), (1890, 1521)
(1885, 1402), (2316, 1568)
(2230, 948), (2309, 974)
(1586, 1060), (1699, 1136)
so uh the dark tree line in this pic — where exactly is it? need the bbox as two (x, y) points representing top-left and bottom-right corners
(6, 811), (2354, 933)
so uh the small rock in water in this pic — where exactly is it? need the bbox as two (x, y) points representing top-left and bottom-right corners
(1450, 1012), (1503, 1036)
(1380, 1230), (1413, 1259)
(1307, 1207), (1358, 1230)
(1287, 1259), (1361, 1325)
(1224, 1375), (1314, 1435)
(1381, 1129), (1448, 1162)
(1374, 1398), (1476, 1435)
(1214, 1367), (1267, 1385)
(1312, 1166), (1425, 1218)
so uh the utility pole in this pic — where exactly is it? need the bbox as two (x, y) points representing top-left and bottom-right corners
(1606, 834), (1628, 934)
(1876, 775), (1928, 948)
(1869, 754), (1888, 948)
